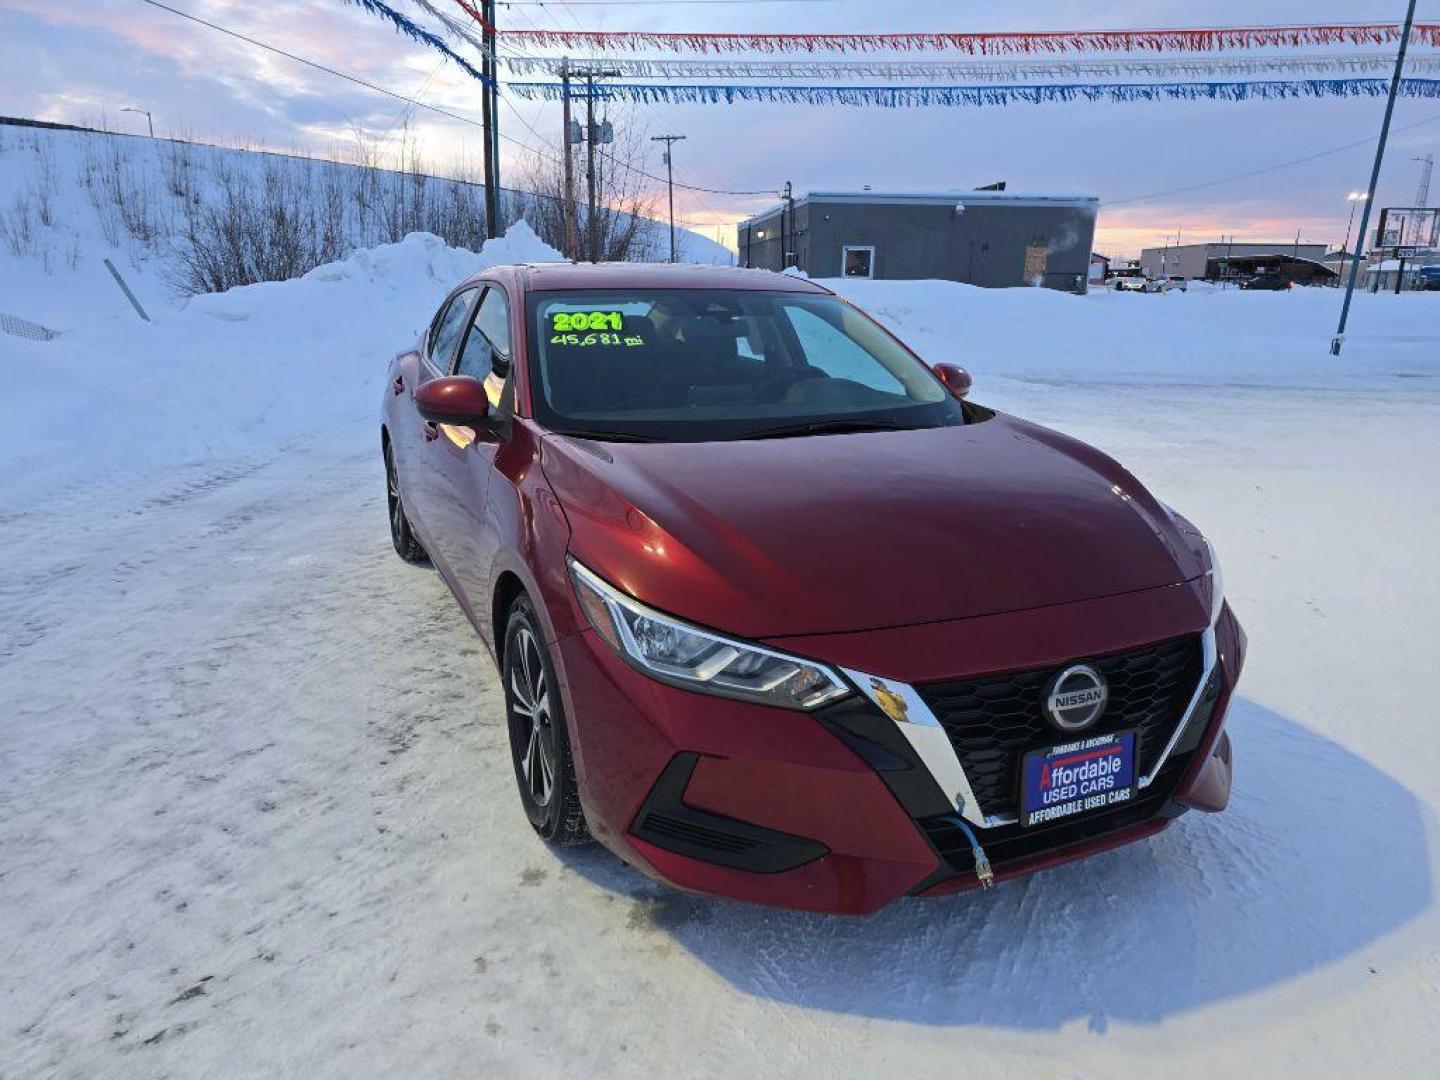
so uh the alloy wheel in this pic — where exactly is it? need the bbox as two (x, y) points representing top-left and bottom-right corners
(385, 448), (405, 549)
(509, 626), (556, 807)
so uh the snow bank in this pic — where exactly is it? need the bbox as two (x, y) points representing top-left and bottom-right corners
(0, 227), (560, 504)
(823, 276), (1440, 383)
(0, 124), (730, 333)
(4, 200), (1437, 511)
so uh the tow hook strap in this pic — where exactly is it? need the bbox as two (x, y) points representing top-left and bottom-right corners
(952, 816), (995, 890)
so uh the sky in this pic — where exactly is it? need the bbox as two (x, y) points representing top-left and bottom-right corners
(2, 0), (1438, 257)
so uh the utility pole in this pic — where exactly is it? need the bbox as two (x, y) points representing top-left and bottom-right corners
(560, 60), (578, 260)
(781, 180), (793, 269)
(479, 0), (500, 238)
(1333, 0), (1418, 355)
(1415, 153), (1434, 207)
(574, 68), (619, 262)
(1409, 153), (1435, 253)
(585, 74), (598, 262)
(651, 135), (686, 262)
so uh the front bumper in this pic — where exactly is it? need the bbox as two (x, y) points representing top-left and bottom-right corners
(553, 584), (1246, 915)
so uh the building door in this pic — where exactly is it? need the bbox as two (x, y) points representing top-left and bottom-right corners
(1024, 244), (1048, 285)
(842, 245), (875, 278)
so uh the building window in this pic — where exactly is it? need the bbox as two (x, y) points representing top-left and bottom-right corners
(842, 245), (875, 278)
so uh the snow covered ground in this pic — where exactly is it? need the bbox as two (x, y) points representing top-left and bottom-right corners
(2, 228), (1439, 1077)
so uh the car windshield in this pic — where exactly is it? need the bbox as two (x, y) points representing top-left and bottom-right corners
(525, 288), (965, 442)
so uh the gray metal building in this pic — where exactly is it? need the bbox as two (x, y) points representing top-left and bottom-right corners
(1139, 241), (1328, 281)
(737, 190), (1100, 293)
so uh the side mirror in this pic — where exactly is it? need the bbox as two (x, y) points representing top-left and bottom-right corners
(416, 376), (490, 426)
(932, 363), (973, 400)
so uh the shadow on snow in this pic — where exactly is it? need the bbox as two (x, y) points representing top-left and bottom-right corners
(557, 698), (1434, 1029)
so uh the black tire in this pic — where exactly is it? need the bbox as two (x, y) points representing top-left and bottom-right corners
(503, 596), (589, 846)
(384, 440), (428, 564)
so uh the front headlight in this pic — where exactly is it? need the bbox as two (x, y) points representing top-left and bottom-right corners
(568, 558), (851, 710)
(1201, 535), (1225, 624)
(1160, 501), (1225, 625)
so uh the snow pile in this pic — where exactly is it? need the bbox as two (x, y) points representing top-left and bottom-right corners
(826, 276), (1440, 382)
(5, 221), (1438, 511)
(0, 227), (561, 505)
(0, 122), (731, 332)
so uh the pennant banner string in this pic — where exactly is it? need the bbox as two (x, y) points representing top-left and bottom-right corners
(501, 52), (1440, 82)
(506, 78), (1440, 109)
(408, 0), (487, 54)
(340, 0), (491, 85)
(490, 23), (1440, 56)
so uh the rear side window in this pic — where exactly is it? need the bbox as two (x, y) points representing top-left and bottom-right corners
(428, 288), (476, 369)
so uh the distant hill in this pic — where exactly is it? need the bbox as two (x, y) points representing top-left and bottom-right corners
(0, 119), (732, 325)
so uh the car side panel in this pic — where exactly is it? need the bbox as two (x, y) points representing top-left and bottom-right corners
(382, 345), (426, 523)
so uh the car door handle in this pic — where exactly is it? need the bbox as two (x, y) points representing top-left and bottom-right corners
(422, 421), (440, 442)
(392, 375), (405, 396)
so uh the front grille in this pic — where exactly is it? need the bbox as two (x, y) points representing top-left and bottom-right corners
(917, 634), (1204, 820)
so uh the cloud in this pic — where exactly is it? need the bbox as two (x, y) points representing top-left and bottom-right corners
(3, 0), (1433, 253)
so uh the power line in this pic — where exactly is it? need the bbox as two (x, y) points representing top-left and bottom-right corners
(127, 0), (748, 253)
(1108, 109), (1440, 207)
(131, 1), (498, 132)
(379, 60), (447, 140)
(128, 0), (766, 197)
(134, 0), (1440, 222)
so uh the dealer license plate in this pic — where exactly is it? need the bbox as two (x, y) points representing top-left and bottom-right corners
(1020, 729), (1137, 828)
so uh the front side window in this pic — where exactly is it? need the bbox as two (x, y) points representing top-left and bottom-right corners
(428, 288), (476, 370)
(526, 289), (963, 442)
(454, 286), (510, 381)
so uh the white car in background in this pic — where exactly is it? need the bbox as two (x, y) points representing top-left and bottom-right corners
(1144, 276), (1188, 294)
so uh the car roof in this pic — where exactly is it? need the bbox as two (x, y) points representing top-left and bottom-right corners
(501, 262), (833, 294)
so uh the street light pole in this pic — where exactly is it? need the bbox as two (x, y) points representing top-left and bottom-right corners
(1332, 0), (1418, 355)
(121, 107), (153, 138)
(650, 135), (686, 262)
(1341, 192), (1367, 287)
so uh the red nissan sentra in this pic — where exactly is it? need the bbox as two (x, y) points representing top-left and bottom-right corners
(381, 263), (1244, 914)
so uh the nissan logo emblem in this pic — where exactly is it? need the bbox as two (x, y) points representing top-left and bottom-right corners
(1045, 664), (1109, 732)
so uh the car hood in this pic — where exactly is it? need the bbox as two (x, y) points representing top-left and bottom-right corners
(539, 414), (1206, 639)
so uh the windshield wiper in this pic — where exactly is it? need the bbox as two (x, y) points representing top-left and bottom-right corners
(555, 428), (664, 444)
(742, 417), (907, 441)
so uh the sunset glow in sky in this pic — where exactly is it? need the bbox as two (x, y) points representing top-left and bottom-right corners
(3, 0), (1437, 258)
